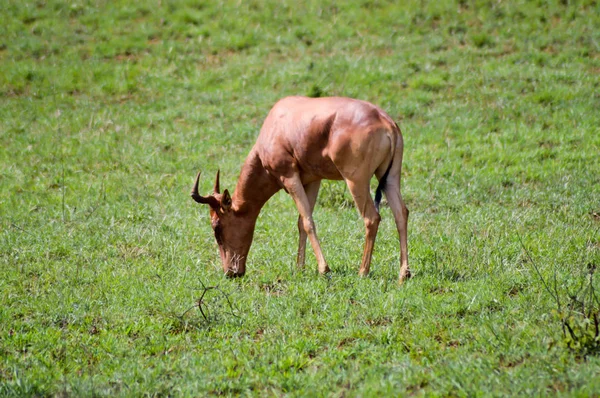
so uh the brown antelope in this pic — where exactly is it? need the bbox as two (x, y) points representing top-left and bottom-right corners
(191, 96), (410, 283)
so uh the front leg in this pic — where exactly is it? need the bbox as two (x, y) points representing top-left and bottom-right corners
(297, 180), (321, 268)
(284, 176), (330, 274)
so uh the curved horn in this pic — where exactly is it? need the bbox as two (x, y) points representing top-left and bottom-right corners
(214, 169), (220, 194)
(191, 171), (219, 208)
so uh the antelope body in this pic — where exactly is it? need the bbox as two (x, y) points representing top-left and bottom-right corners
(192, 96), (410, 283)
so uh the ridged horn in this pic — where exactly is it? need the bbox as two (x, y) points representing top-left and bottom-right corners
(190, 171), (219, 208)
(214, 169), (220, 194)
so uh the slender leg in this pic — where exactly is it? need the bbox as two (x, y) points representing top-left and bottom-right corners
(284, 176), (330, 274)
(345, 180), (381, 276)
(385, 182), (410, 283)
(297, 180), (321, 268)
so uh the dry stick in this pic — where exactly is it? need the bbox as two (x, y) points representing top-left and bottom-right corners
(196, 279), (213, 321)
(84, 174), (107, 220)
(587, 263), (600, 342)
(518, 231), (600, 346)
(61, 158), (66, 223)
(198, 278), (240, 319)
(587, 267), (595, 318)
(591, 270), (600, 309)
(180, 281), (211, 320)
(563, 321), (577, 342)
(196, 288), (212, 321)
(180, 292), (211, 322)
(580, 226), (600, 325)
(213, 285), (240, 319)
(180, 279), (240, 323)
(516, 232), (561, 309)
(516, 232), (567, 337)
(10, 222), (33, 237)
(590, 225), (600, 310)
(52, 86), (66, 224)
(570, 271), (589, 314)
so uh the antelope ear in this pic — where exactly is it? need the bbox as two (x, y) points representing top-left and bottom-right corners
(221, 189), (232, 211)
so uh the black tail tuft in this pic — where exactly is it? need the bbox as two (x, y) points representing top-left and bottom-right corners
(374, 160), (393, 212)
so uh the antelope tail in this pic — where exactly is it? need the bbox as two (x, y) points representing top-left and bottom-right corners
(374, 161), (392, 212)
(374, 126), (399, 212)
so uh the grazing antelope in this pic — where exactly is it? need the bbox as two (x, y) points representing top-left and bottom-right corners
(191, 96), (410, 283)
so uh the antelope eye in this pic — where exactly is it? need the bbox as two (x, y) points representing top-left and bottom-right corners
(213, 224), (223, 244)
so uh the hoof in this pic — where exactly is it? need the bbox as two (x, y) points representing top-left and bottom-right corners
(399, 269), (411, 284)
(318, 266), (331, 275)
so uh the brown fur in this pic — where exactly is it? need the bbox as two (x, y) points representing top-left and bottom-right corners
(191, 96), (410, 283)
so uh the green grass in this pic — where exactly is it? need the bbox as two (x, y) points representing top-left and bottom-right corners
(2, 0), (600, 395)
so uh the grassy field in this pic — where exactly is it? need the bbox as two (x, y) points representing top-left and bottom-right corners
(2, 0), (600, 396)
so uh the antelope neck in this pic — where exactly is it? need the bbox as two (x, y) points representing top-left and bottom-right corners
(231, 150), (280, 217)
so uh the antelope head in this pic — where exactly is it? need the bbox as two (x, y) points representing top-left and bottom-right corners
(190, 170), (253, 277)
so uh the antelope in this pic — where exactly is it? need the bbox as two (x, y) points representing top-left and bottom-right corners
(191, 96), (410, 283)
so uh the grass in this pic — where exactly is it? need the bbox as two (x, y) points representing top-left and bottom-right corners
(1, 0), (600, 395)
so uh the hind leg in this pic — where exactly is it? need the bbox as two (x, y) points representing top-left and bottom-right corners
(345, 179), (381, 276)
(385, 181), (410, 283)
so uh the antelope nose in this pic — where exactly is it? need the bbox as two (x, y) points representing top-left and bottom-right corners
(224, 267), (245, 278)
(224, 268), (236, 278)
